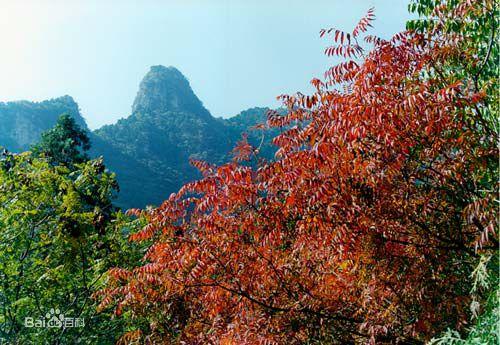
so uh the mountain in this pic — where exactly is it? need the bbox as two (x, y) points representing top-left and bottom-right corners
(131, 66), (211, 116)
(93, 66), (239, 208)
(0, 96), (87, 152)
(0, 66), (276, 209)
(96, 66), (234, 170)
(224, 107), (281, 160)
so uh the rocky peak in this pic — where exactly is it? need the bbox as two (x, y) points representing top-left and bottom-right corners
(131, 65), (209, 117)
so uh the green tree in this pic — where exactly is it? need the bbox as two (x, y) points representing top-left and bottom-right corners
(32, 113), (91, 166)
(1, 117), (145, 344)
(408, 0), (499, 342)
(0, 152), (144, 344)
(407, 0), (498, 134)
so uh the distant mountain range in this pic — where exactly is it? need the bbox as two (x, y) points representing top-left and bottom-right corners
(0, 66), (277, 209)
(0, 95), (88, 152)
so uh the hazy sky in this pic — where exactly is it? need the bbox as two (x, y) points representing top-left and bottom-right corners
(0, 0), (410, 129)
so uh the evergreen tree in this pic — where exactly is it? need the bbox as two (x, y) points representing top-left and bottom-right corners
(32, 114), (90, 165)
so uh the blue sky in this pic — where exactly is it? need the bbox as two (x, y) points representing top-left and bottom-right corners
(0, 0), (410, 129)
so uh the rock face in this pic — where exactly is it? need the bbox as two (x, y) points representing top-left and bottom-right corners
(0, 96), (86, 152)
(0, 66), (276, 209)
(132, 66), (210, 117)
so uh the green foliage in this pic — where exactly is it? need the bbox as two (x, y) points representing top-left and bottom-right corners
(407, 0), (498, 133)
(0, 151), (143, 344)
(465, 287), (499, 344)
(408, 1), (499, 342)
(429, 276), (499, 344)
(32, 114), (91, 166)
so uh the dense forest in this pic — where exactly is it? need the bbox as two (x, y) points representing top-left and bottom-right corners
(0, 0), (498, 344)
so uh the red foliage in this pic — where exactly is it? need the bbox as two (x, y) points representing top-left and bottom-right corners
(100, 5), (497, 344)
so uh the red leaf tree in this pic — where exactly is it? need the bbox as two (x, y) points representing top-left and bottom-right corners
(99, 3), (497, 344)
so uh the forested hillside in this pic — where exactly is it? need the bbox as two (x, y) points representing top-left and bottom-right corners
(0, 96), (87, 152)
(0, 67), (275, 208)
(93, 65), (251, 208)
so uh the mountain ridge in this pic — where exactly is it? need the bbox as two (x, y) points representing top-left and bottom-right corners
(0, 66), (275, 208)
(0, 95), (87, 152)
